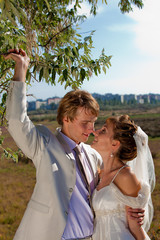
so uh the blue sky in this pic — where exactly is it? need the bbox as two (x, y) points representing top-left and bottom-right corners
(27, 0), (160, 100)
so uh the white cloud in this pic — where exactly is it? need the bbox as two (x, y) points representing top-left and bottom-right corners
(68, 2), (105, 18)
(82, 57), (160, 95)
(77, 2), (92, 18)
(115, 61), (160, 94)
(128, 0), (160, 56)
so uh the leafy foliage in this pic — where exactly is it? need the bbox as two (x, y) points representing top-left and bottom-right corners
(118, 0), (143, 13)
(0, 0), (110, 91)
(0, 0), (143, 92)
(0, 133), (21, 163)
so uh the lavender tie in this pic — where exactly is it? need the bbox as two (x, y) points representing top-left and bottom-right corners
(74, 146), (95, 218)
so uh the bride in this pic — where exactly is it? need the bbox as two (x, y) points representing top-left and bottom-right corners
(91, 115), (155, 240)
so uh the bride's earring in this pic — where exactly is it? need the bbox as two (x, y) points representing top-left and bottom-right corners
(110, 152), (114, 158)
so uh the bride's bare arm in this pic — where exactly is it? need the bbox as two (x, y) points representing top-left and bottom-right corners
(126, 206), (146, 240)
(114, 167), (146, 239)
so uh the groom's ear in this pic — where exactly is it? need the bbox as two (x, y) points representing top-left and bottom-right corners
(112, 139), (120, 151)
(63, 115), (69, 123)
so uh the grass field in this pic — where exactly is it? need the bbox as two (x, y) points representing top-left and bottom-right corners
(0, 117), (160, 239)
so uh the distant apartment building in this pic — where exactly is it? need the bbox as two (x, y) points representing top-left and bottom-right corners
(155, 94), (160, 100)
(27, 97), (61, 111)
(47, 97), (61, 105)
(135, 94), (137, 101)
(139, 98), (144, 104)
(123, 94), (137, 103)
(27, 101), (36, 111)
(36, 100), (47, 109)
(121, 95), (124, 103)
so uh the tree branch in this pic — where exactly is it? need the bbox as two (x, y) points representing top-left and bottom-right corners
(40, 24), (71, 48)
(0, 64), (15, 78)
(0, 80), (9, 88)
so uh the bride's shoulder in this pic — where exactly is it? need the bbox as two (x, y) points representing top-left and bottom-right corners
(113, 166), (141, 197)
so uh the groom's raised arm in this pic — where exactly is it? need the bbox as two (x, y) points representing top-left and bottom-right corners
(4, 49), (49, 166)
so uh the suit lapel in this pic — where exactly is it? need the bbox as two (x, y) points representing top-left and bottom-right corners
(55, 128), (75, 161)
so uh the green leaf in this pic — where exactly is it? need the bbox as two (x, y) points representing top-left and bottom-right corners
(72, 46), (79, 57)
(43, 67), (49, 82)
(12, 153), (18, 163)
(0, 137), (4, 145)
(76, 33), (82, 38)
(65, 47), (70, 56)
(44, 0), (51, 12)
(58, 75), (63, 83)
(33, 65), (37, 73)
(63, 69), (68, 81)
(39, 67), (44, 82)
(84, 36), (91, 42)
(94, 66), (98, 76)
(52, 68), (56, 83)
(80, 68), (86, 81)
(102, 66), (106, 74)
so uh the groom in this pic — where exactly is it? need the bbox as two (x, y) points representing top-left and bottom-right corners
(4, 49), (144, 240)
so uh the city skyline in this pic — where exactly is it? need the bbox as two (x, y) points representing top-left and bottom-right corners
(27, 92), (160, 110)
(28, 93), (160, 102)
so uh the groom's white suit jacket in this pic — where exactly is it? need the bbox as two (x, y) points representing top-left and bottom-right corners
(6, 81), (102, 240)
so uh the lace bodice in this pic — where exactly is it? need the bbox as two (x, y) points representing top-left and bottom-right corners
(92, 181), (150, 240)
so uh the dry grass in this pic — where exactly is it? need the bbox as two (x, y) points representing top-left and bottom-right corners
(0, 160), (35, 240)
(147, 139), (160, 239)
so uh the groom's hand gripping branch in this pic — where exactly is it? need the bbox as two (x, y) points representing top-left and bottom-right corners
(4, 49), (30, 82)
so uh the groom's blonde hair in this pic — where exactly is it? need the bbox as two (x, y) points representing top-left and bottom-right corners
(57, 89), (99, 126)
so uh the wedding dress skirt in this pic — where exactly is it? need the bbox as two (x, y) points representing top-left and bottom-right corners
(92, 182), (150, 240)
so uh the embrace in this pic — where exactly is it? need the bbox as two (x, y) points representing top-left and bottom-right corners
(4, 49), (155, 240)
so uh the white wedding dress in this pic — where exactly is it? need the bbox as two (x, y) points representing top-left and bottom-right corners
(92, 168), (151, 240)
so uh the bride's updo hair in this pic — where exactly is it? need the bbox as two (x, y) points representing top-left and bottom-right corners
(106, 115), (138, 161)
